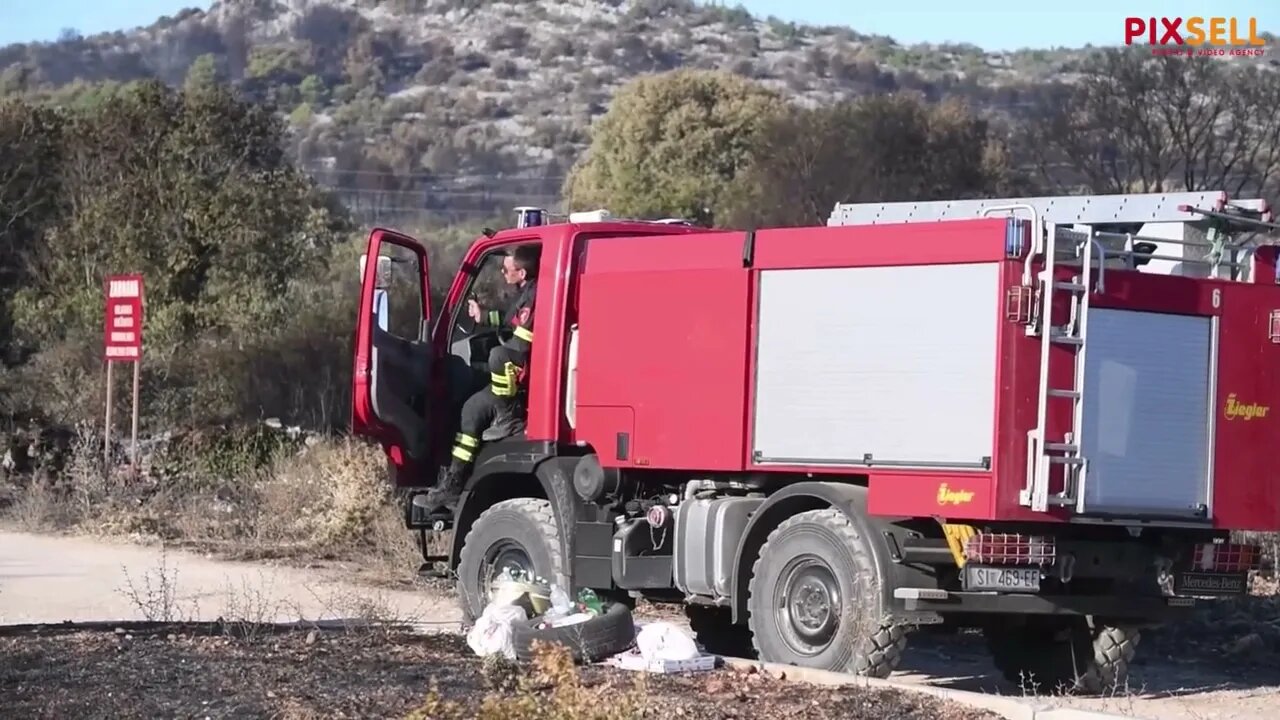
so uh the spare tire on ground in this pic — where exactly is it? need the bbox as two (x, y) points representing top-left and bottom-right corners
(511, 601), (636, 663)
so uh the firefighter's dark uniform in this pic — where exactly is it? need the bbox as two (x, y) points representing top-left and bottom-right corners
(425, 279), (536, 510)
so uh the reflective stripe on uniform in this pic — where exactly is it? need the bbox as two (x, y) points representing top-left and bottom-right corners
(490, 370), (517, 397)
(454, 432), (479, 449)
(451, 445), (475, 462)
(502, 361), (522, 384)
(487, 310), (501, 325)
(513, 326), (533, 342)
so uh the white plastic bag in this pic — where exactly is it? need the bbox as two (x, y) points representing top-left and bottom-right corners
(466, 603), (528, 659)
(634, 621), (700, 662)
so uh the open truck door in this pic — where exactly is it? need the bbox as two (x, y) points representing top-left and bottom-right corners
(352, 229), (435, 476)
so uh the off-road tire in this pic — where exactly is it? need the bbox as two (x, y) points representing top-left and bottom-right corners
(457, 498), (565, 624)
(511, 601), (637, 664)
(747, 508), (907, 678)
(685, 604), (757, 659)
(985, 618), (1140, 695)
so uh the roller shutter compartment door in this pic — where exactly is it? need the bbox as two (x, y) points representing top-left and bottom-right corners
(1078, 308), (1214, 517)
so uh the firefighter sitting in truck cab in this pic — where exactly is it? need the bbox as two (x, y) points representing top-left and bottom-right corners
(416, 244), (540, 515)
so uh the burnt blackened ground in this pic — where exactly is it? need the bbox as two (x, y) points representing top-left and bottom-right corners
(0, 624), (998, 720)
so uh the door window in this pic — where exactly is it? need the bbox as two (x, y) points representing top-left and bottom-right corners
(375, 242), (427, 342)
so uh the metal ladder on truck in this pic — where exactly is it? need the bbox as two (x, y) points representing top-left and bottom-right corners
(826, 191), (1274, 513)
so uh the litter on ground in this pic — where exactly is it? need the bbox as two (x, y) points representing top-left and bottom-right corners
(466, 568), (715, 672)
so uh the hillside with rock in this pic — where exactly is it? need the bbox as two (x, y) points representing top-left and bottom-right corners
(2, 0), (1270, 221)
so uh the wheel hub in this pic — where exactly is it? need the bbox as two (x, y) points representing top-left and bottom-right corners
(483, 541), (533, 598)
(775, 556), (842, 655)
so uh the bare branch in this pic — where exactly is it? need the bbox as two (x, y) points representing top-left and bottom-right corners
(1019, 50), (1280, 198)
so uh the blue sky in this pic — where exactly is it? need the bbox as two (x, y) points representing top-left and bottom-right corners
(1, 0), (1275, 51)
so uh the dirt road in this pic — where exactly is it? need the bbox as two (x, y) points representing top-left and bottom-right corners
(0, 531), (461, 629)
(2, 530), (1277, 719)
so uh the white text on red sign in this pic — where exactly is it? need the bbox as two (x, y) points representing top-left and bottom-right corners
(108, 279), (141, 299)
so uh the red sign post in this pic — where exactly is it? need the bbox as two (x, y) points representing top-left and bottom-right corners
(103, 274), (144, 477)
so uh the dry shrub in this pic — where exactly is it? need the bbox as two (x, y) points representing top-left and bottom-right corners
(366, 496), (429, 575)
(6, 474), (64, 531)
(1236, 531), (1280, 587)
(1, 425), (412, 578)
(408, 643), (650, 720)
(222, 434), (422, 584)
(3, 422), (109, 532)
(254, 436), (389, 549)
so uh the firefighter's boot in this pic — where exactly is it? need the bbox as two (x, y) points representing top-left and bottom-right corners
(413, 466), (465, 519)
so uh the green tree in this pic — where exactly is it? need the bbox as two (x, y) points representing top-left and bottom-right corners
(245, 45), (310, 81)
(290, 102), (315, 126)
(299, 74), (329, 105)
(2, 81), (352, 427)
(0, 100), (67, 364)
(722, 94), (1016, 229)
(563, 69), (786, 225)
(184, 54), (221, 95)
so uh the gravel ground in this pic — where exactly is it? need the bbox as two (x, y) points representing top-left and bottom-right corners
(0, 624), (998, 720)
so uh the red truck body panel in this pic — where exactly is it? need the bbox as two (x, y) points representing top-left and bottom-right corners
(571, 218), (1280, 531)
(1212, 281), (1280, 529)
(573, 230), (751, 470)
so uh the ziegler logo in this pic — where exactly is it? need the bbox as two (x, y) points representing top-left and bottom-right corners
(936, 483), (975, 506)
(1224, 394), (1270, 421)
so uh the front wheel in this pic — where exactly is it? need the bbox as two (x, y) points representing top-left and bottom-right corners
(747, 508), (906, 677)
(456, 498), (565, 623)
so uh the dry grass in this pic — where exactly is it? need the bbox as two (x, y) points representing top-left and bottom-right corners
(409, 641), (651, 720)
(0, 426), (424, 586)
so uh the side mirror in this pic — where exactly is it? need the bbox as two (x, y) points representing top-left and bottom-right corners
(359, 254), (395, 289)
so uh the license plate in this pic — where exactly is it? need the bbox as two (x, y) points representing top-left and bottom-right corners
(1173, 571), (1248, 596)
(964, 565), (1041, 593)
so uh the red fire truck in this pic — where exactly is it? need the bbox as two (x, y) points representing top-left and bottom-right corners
(352, 191), (1280, 693)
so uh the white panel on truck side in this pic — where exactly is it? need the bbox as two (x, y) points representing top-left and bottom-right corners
(751, 263), (1000, 469)
(1079, 309), (1214, 517)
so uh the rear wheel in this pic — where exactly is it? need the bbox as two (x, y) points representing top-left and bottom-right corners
(456, 498), (565, 623)
(985, 617), (1139, 695)
(747, 508), (906, 678)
